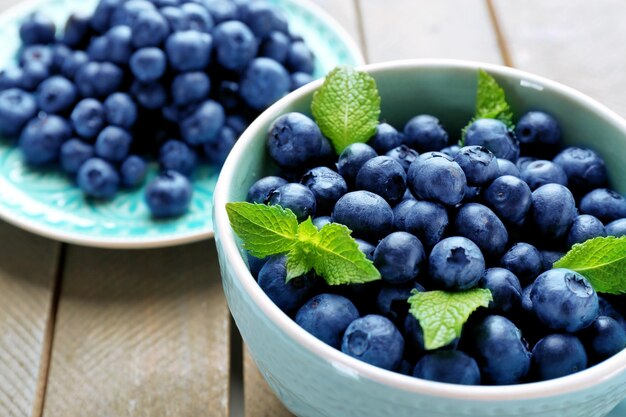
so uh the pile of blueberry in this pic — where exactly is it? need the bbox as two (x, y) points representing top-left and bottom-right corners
(245, 111), (626, 385)
(0, 0), (314, 217)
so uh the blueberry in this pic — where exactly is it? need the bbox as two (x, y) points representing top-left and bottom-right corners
(453, 145), (499, 186)
(290, 72), (314, 91)
(60, 139), (94, 175)
(247, 252), (267, 279)
(20, 12), (56, 45)
(530, 184), (577, 240)
(374, 232), (425, 284)
(429, 236), (485, 290)
(77, 157), (120, 199)
(75, 61), (124, 98)
(225, 114), (248, 136)
(567, 214), (606, 248)
(580, 316), (626, 362)
(19, 45), (53, 69)
(455, 203), (508, 257)
(90, 0), (123, 33)
(203, 0), (238, 23)
(413, 351), (481, 385)
(469, 315), (531, 384)
(71, 98), (106, 139)
(531, 268), (599, 332)
(111, 0), (156, 27)
(392, 199), (418, 231)
(331, 191), (393, 240)
(296, 294), (359, 348)
(19, 114), (71, 165)
(260, 30), (290, 63)
(64, 12), (92, 47)
(376, 282), (424, 323)
(606, 218), (626, 237)
(341, 315), (404, 371)
(165, 30), (213, 72)
(203, 126), (237, 165)
(120, 155), (147, 187)
(159, 139), (197, 176)
(540, 250), (564, 271)
(246, 176), (288, 203)
(216, 80), (240, 111)
(0, 88), (37, 136)
(242, 2), (287, 38)
(130, 47), (167, 82)
(301, 166), (347, 214)
(599, 297), (626, 334)
(520, 160), (568, 190)
(257, 255), (314, 312)
(312, 216), (331, 230)
(240, 57), (290, 110)
(213, 21), (258, 71)
(50, 44), (72, 73)
(496, 158), (520, 178)
(145, 170), (193, 217)
(515, 111), (561, 150)
(462, 185), (482, 203)
(407, 155), (466, 206)
(104, 93), (137, 129)
(336, 143), (377, 185)
(267, 112), (324, 168)
(0, 67), (25, 91)
(171, 72), (210, 106)
(553, 146), (608, 193)
(367, 123), (402, 154)
(87, 36), (109, 62)
(484, 175), (531, 226)
(403, 314), (425, 356)
(160, 6), (189, 32)
(532, 334), (587, 380)
(267, 183), (316, 221)
(104, 25), (133, 64)
(499, 242), (543, 286)
(580, 188), (626, 223)
(403, 201), (448, 248)
(61, 51), (89, 80)
(480, 267), (522, 313)
(95, 126), (132, 162)
(465, 118), (519, 161)
(21, 62), (49, 91)
(180, 100), (225, 145)
(130, 80), (168, 110)
(286, 41), (314, 74)
(180, 2), (214, 32)
(36, 76), (77, 114)
(403, 114), (448, 152)
(385, 145), (418, 172)
(356, 156), (407, 205)
(440, 145), (460, 157)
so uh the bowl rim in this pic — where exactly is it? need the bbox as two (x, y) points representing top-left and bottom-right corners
(0, 0), (365, 250)
(214, 59), (626, 401)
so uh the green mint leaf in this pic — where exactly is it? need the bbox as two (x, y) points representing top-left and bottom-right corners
(225, 202), (298, 258)
(311, 223), (380, 285)
(408, 289), (492, 350)
(285, 218), (318, 281)
(311, 66), (381, 154)
(553, 236), (626, 294)
(460, 69), (514, 145)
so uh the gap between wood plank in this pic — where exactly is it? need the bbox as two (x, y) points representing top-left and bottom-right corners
(229, 316), (243, 417)
(485, 0), (513, 67)
(30, 243), (65, 417)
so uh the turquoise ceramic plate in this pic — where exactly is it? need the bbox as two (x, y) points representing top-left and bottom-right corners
(0, 0), (363, 248)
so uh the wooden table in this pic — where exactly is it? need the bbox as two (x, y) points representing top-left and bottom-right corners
(1, 0), (626, 416)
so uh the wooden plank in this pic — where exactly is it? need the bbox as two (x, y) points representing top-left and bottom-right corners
(42, 242), (229, 417)
(0, 222), (60, 417)
(359, 0), (503, 63)
(244, 349), (292, 417)
(491, 0), (626, 117)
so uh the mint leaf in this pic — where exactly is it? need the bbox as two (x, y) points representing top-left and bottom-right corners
(408, 289), (492, 350)
(285, 218), (318, 280)
(311, 66), (381, 154)
(553, 236), (626, 294)
(311, 223), (381, 285)
(460, 69), (514, 145)
(225, 202), (298, 258)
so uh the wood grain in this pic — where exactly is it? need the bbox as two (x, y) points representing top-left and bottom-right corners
(491, 0), (626, 117)
(0, 222), (60, 417)
(359, 0), (503, 63)
(244, 348), (291, 417)
(42, 241), (229, 417)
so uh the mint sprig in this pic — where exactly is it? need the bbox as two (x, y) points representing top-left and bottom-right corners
(554, 236), (626, 294)
(311, 66), (381, 154)
(408, 288), (492, 350)
(461, 69), (514, 144)
(226, 202), (381, 285)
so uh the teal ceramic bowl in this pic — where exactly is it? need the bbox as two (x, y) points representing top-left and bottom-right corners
(213, 60), (626, 417)
(0, 0), (363, 248)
